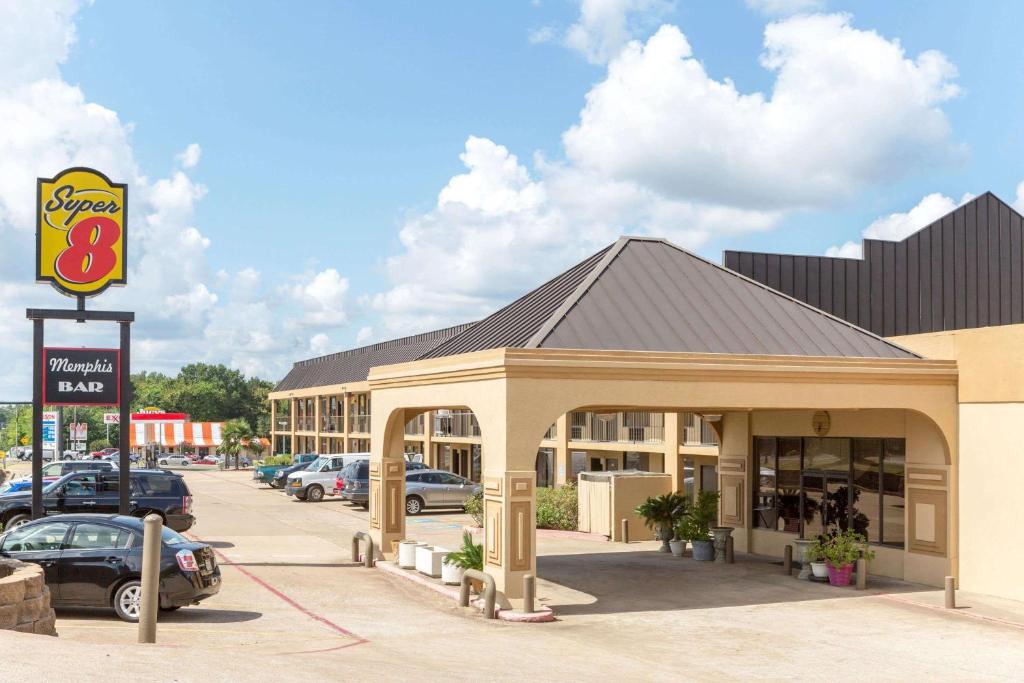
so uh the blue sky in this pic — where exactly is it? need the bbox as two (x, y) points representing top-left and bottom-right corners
(1, 0), (1023, 394)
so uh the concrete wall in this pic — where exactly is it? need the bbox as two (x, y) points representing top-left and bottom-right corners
(0, 559), (57, 636)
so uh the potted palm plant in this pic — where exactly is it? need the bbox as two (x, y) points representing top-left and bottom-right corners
(635, 492), (688, 553)
(819, 529), (874, 586)
(442, 531), (483, 586)
(687, 490), (720, 561)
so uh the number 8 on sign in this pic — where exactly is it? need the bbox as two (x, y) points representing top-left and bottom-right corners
(56, 217), (121, 284)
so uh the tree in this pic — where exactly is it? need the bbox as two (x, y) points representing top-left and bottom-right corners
(221, 419), (253, 470)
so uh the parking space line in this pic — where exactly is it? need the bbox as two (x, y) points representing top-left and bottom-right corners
(186, 530), (370, 652)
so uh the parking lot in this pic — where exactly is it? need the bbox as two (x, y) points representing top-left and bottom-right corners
(5, 466), (1024, 681)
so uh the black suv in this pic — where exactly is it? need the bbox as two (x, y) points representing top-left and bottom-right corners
(0, 470), (195, 532)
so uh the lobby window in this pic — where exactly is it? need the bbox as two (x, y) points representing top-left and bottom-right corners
(752, 436), (905, 547)
(536, 448), (554, 487)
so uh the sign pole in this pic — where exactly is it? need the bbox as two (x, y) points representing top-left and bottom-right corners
(118, 320), (131, 514)
(31, 319), (44, 520)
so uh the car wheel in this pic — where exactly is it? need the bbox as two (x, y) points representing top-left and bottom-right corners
(405, 496), (424, 515)
(113, 580), (143, 622)
(4, 514), (31, 531)
(306, 484), (325, 502)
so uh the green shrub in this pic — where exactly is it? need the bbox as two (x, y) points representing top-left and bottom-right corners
(536, 484), (578, 531)
(444, 531), (483, 570)
(258, 454), (292, 466)
(464, 491), (484, 527)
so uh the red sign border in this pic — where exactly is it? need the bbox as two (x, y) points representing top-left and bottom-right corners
(42, 346), (121, 407)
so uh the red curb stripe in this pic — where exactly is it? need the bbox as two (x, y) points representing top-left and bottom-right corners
(185, 532), (369, 650)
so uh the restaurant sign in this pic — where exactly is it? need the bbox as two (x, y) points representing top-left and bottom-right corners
(42, 347), (120, 406)
(37, 167), (127, 298)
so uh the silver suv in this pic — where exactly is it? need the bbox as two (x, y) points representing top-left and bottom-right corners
(404, 469), (482, 515)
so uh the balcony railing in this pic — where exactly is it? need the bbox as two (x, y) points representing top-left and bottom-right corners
(683, 413), (719, 446)
(404, 414), (425, 436)
(569, 411), (664, 445)
(434, 410), (481, 439)
(274, 417), (292, 433)
(321, 415), (343, 433)
(295, 416), (315, 432)
(542, 423), (557, 440)
(349, 414), (371, 434)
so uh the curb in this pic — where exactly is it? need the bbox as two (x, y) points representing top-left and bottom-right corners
(462, 525), (607, 543)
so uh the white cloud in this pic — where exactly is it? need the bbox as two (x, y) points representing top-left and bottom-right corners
(355, 326), (374, 345)
(528, 26), (557, 44)
(563, 16), (961, 210)
(1013, 181), (1024, 214)
(309, 333), (331, 356)
(564, 0), (674, 64)
(745, 0), (824, 16)
(284, 269), (350, 326)
(825, 191), (975, 258)
(176, 142), (202, 169)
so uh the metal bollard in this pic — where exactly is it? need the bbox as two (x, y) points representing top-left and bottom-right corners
(351, 531), (375, 568)
(944, 576), (956, 609)
(621, 518), (629, 543)
(523, 574), (536, 614)
(725, 535), (734, 564)
(856, 558), (867, 590)
(138, 513), (162, 644)
(783, 545), (793, 575)
(459, 569), (496, 619)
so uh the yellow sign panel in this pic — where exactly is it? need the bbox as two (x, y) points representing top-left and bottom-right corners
(20, 436), (29, 445)
(37, 167), (127, 297)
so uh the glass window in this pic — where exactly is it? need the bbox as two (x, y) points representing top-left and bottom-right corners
(683, 458), (695, 501)
(853, 439), (882, 543)
(419, 473), (442, 485)
(536, 449), (554, 488)
(98, 474), (120, 497)
(64, 474), (98, 497)
(754, 438), (777, 529)
(776, 438), (802, 533)
(882, 439), (906, 547)
(406, 473), (423, 483)
(1, 521), (71, 552)
(471, 445), (482, 483)
(68, 523), (130, 550)
(438, 473), (466, 485)
(625, 452), (650, 471)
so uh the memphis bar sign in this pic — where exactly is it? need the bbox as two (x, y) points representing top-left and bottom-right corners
(42, 347), (120, 406)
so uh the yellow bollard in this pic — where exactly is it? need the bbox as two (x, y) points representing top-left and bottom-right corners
(944, 576), (956, 609)
(138, 513), (162, 643)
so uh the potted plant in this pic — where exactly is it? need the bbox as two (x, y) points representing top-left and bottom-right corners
(687, 490), (720, 561)
(819, 529), (875, 586)
(804, 537), (829, 579)
(442, 531), (483, 586)
(672, 517), (698, 557)
(635, 492), (688, 552)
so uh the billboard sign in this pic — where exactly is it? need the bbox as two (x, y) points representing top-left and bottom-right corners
(37, 167), (127, 298)
(42, 411), (57, 449)
(69, 422), (88, 441)
(42, 347), (120, 406)
(103, 413), (120, 425)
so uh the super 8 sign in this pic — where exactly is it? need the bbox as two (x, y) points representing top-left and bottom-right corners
(37, 167), (127, 298)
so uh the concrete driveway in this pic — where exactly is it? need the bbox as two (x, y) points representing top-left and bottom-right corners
(7, 467), (1024, 682)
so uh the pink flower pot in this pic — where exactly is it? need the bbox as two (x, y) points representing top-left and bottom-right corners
(826, 561), (854, 586)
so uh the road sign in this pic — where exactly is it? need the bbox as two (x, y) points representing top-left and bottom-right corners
(37, 167), (127, 298)
(42, 347), (120, 405)
(20, 436), (28, 445)
(103, 413), (120, 424)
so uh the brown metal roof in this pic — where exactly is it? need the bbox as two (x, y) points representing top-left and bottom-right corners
(425, 237), (917, 359)
(273, 322), (476, 391)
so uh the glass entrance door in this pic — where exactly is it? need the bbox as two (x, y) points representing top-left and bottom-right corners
(800, 471), (851, 539)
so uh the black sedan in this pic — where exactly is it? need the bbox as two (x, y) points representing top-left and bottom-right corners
(0, 514), (220, 621)
(271, 460), (315, 489)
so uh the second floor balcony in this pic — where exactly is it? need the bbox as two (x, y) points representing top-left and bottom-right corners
(434, 410), (480, 439)
(349, 413), (371, 434)
(569, 411), (664, 445)
(295, 416), (315, 432)
(321, 415), (344, 433)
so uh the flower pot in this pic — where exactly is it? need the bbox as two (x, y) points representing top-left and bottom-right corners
(441, 561), (465, 585)
(711, 526), (733, 563)
(810, 561), (829, 579)
(669, 539), (686, 557)
(692, 539), (715, 561)
(792, 539), (814, 580)
(656, 524), (673, 553)
(826, 561), (854, 586)
(398, 541), (425, 569)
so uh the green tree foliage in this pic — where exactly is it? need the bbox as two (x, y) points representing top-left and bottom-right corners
(130, 363), (274, 436)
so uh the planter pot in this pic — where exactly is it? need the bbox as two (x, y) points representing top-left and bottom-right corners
(692, 539), (715, 561)
(810, 561), (829, 579)
(397, 541), (425, 569)
(792, 539), (814, 580)
(656, 525), (673, 553)
(711, 526), (734, 564)
(826, 561), (854, 586)
(669, 539), (686, 557)
(441, 561), (465, 585)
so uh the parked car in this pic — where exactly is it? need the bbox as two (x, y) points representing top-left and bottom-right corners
(0, 469), (195, 532)
(335, 460), (429, 505)
(90, 447), (119, 459)
(0, 480), (32, 494)
(0, 514), (220, 621)
(254, 453), (316, 485)
(158, 454), (191, 468)
(404, 469), (482, 515)
(18, 460), (117, 486)
(270, 460), (315, 489)
(287, 454), (368, 502)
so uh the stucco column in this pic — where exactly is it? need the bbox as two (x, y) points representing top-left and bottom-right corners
(716, 411), (751, 553)
(369, 408), (407, 559)
(289, 398), (297, 456)
(554, 413), (569, 486)
(422, 410), (433, 466)
(314, 394), (322, 452)
(663, 412), (683, 492)
(342, 392), (350, 453)
(269, 400), (277, 454)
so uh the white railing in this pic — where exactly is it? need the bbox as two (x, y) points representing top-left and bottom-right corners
(683, 413), (719, 445)
(568, 411), (664, 444)
(349, 414), (371, 433)
(434, 410), (481, 438)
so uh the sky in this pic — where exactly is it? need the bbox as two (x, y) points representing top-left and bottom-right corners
(2, 0), (1024, 397)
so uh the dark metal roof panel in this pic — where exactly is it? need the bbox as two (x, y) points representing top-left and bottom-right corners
(420, 245), (613, 359)
(538, 239), (915, 358)
(273, 322), (476, 391)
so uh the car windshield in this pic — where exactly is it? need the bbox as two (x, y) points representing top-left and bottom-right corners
(309, 457), (329, 471)
(42, 478), (65, 494)
(161, 527), (189, 546)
